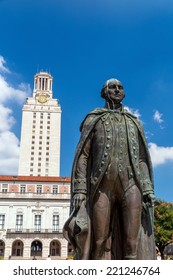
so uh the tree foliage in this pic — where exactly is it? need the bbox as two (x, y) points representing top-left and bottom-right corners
(154, 201), (173, 259)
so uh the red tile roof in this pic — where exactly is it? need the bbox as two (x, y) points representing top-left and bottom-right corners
(0, 175), (71, 183)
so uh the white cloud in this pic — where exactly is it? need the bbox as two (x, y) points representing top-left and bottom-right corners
(0, 74), (31, 104)
(149, 142), (173, 167)
(0, 131), (20, 175)
(0, 55), (10, 73)
(0, 55), (31, 175)
(0, 104), (15, 132)
(153, 110), (164, 124)
(124, 106), (141, 119)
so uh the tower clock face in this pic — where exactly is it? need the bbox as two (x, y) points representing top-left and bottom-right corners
(38, 94), (48, 103)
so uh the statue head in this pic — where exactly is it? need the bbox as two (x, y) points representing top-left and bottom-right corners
(101, 78), (125, 105)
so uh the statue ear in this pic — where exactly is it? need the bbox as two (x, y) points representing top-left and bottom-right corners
(101, 87), (108, 99)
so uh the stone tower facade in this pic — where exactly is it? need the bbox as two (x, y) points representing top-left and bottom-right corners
(18, 71), (61, 177)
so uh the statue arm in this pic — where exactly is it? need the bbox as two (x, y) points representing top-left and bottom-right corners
(138, 134), (155, 206)
(72, 131), (93, 209)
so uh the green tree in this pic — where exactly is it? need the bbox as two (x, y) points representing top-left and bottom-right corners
(154, 201), (173, 259)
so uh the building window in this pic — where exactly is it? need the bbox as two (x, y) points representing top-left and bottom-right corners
(39, 147), (42, 150)
(39, 136), (42, 139)
(38, 157), (41, 161)
(32, 136), (35, 139)
(38, 152), (42, 155)
(31, 152), (34, 155)
(30, 163), (33, 166)
(53, 215), (59, 232)
(47, 121), (50, 124)
(46, 152), (49, 156)
(31, 146), (34, 150)
(46, 142), (49, 145)
(2, 184), (8, 193)
(40, 126), (43, 129)
(36, 186), (42, 193)
(0, 215), (5, 229)
(46, 147), (49, 150)
(39, 141), (42, 145)
(16, 214), (23, 232)
(38, 163), (41, 167)
(32, 141), (35, 144)
(33, 120), (36, 123)
(40, 121), (43, 124)
(47, 126), (50, 129)
(34, 215), (41, 232)
(52, 185), (58, 194)
(20, 186), (26, 193)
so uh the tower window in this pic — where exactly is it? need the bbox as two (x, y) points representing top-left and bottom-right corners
(16, 215), (23, 232)
(34, 215), (41, 232)
(0, 215), (5, 229)
(36, 186), (42, 194)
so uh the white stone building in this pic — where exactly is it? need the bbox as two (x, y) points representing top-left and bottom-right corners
(0, 176), (71, 260)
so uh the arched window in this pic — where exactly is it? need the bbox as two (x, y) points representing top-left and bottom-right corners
(31, 240), (42, 257)
(49, 240), (61, 256)
(12, 240), (24, 257)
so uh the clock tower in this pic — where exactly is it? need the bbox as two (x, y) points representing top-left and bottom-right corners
(18, 71), (61, 177)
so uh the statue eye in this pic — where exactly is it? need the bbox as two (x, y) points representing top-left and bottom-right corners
(109, 84), (116, 89)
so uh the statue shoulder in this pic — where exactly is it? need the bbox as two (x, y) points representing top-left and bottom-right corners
(80, 108), (106, 131)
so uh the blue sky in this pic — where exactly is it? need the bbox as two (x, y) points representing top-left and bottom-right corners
(0, 0), (173, 202)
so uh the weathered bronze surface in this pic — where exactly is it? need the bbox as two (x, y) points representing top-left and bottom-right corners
(63, 79), (156, 260)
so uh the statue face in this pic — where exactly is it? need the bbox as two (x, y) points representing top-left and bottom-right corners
(107, 80), (125, 104)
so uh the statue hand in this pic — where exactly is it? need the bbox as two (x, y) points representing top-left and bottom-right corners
(72, 193), (86, 210)
(143, 193), (155, 207)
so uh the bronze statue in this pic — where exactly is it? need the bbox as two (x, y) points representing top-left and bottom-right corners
(63, 78), (156, 260)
